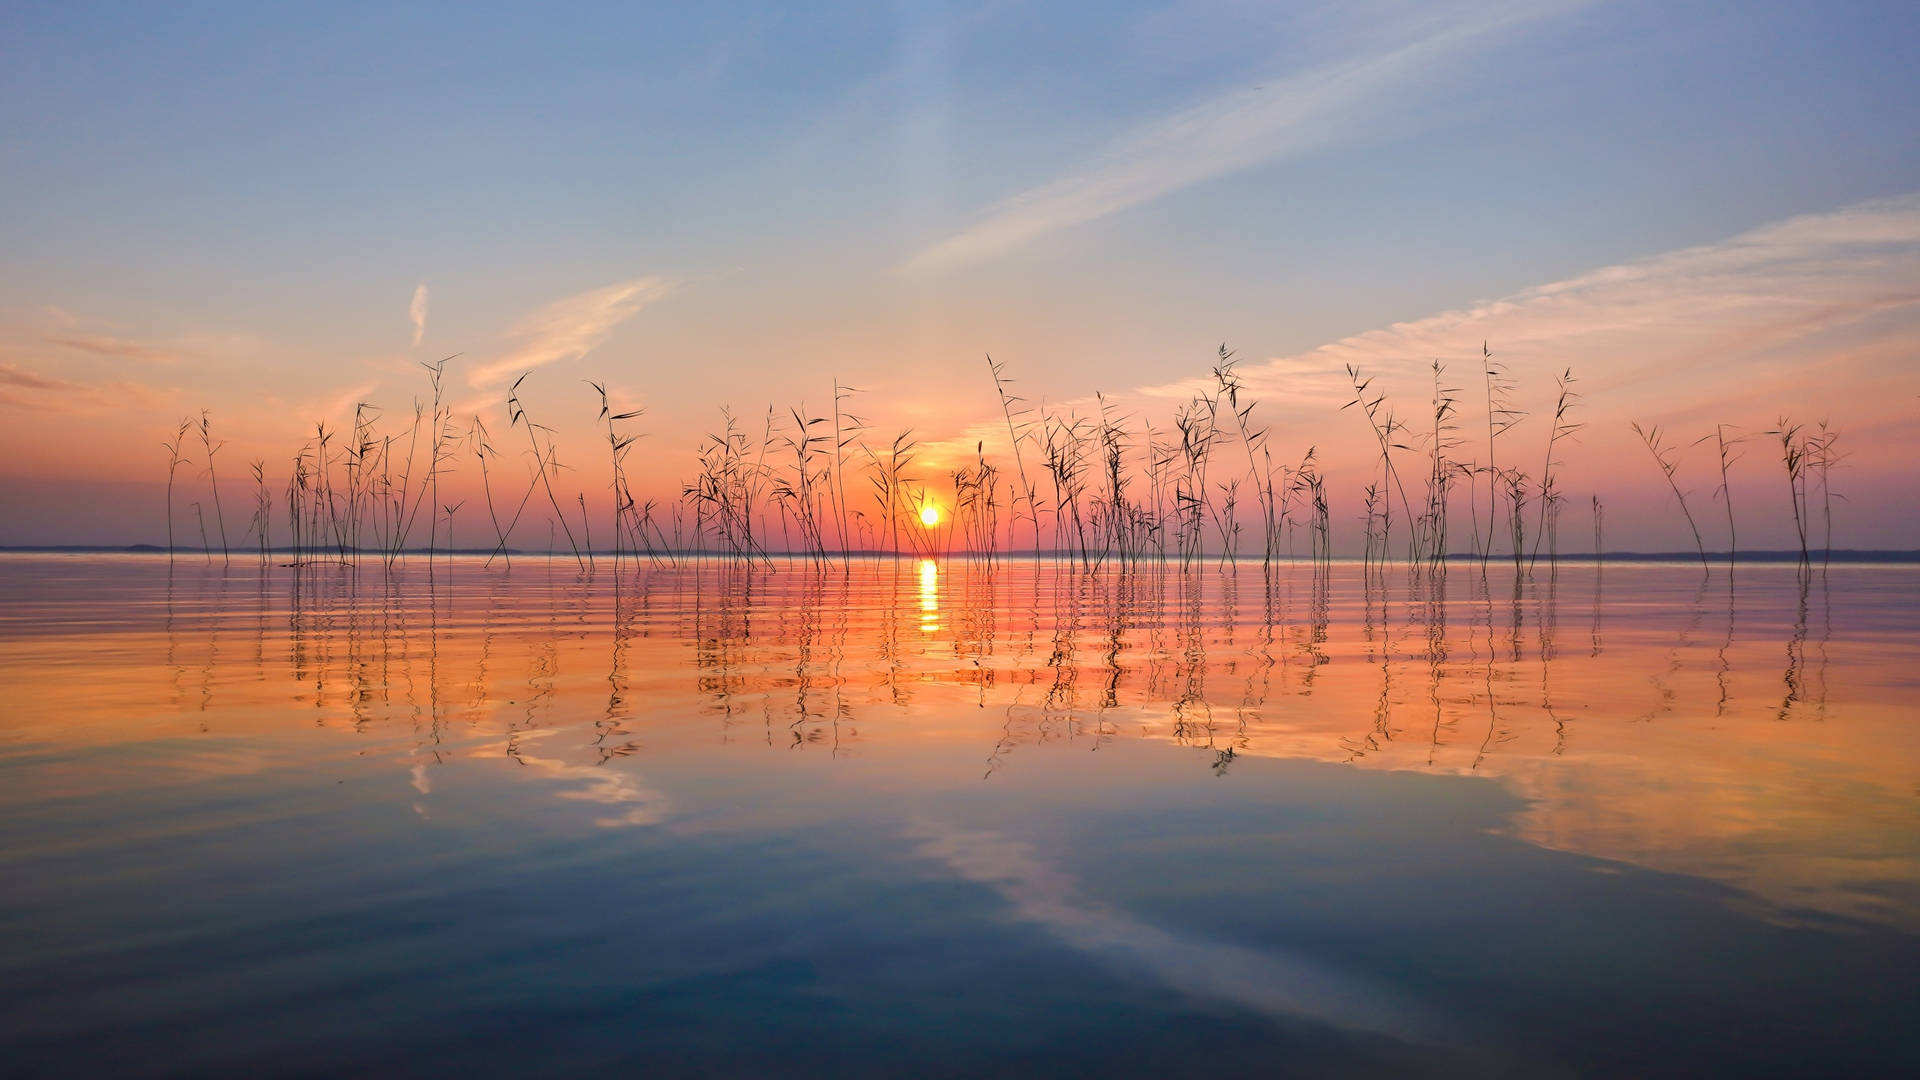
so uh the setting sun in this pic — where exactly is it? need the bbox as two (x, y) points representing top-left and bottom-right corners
(919, 504), (940, 527)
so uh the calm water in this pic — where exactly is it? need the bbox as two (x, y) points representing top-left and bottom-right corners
(1, 554), (1915, 1077)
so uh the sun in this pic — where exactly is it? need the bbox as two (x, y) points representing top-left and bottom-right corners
(919, 504), (940, 527)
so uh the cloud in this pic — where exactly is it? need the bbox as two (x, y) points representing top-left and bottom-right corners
(1226, 192), (1920, 410)
(0, 363), (83, 392)
(409, 282), (430, 348)
(0, 362), (81, 411)
(0, 361), (171, 414)
(44, 333), (190, 365)
(966, 192), (1920, 441)
(467, 276), (674, 388)
(906, 1), (1588, 272)
(292, 381), (380, 424)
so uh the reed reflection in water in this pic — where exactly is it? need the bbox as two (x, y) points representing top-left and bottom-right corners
(0, 554), (1916, 1076)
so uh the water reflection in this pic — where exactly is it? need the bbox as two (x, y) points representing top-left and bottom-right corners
(918, 557), (940, 634)
(1, 555), (1916, 1074)
(7, 556), (1905, 910)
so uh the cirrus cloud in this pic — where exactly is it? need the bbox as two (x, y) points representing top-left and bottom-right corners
(467, 276), (674, 388)
(906, 1), (1593, 273)
(409, 282), (430, 348)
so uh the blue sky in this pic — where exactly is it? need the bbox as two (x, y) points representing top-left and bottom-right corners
(1, 1), (1916, 547)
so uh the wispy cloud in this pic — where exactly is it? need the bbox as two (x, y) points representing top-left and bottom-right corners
(467, 276), (673, 388)
(0, 363), (83, 392)
(292, 380), (380, 424)
(965, 192), (1920, 427)
(44, 333), (190, 365)
(1224, 192), (1920, 413)
(906, 1), (1587, 272)
(0, 360), (170, 414)
(409, 282), (430, 348)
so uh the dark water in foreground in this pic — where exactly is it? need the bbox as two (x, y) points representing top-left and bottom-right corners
(0, 554), (1915, 1077)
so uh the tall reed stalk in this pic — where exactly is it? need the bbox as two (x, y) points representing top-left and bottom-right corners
(506, 373), (584, 569)
(1701, 424), (1743, 565)
(1528, 368), (1581, 571)
(985, 355), (1041, 555)
(249, 459), (270, 564)
(1810, 420), (1841, 567)
(1344, 365), (1418, 563)
(161, 417), (193, 563)
(197, 410), (229, 565)
(1631, 421), (1709, 571)
(1481, 344), (1523, 563)
(1214, 346), (1278, 566)
(1775, 419), (1808, 567)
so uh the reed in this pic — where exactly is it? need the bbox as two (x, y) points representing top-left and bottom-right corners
(985, 354), (1042, 555)
(387, 392), (425, 562)
(1344, 365), (1418, 563)
(161, 417), (193, 563)
(1502, 468), (1528, 574)
(191, 501), (210, 563)
(865, 429), (919, 557)
(504, 372), (584, 569)
(578, 492), (594, 569)
(471, 418), (511, 568)
(952, 441), (1001, 559)
(197, 410), (230, 565)
(158, 337), (1845, 569)
(442, 501), (463, 566)
(285, 447), (305, 565)
(346, 403), (378, 556)
(685, 408), (770, 566)
(248, 459), (270, 564)
(1043, 411), (1094, 567)
(1810, 420), (1841, 567)
(1294, 447), (1330, 564)
(1422, 363), (1463, 569)
(1774, 418), (1810, 567)
(1360, 481), (1382, 573)
(1213, 346), (1277, 566)
(385, 358), (457, 567)
(1701, 424), (1744, 564)
(1457, 460), (1481, 562)
(1093, 392), (1151, 566)
(1631, 421), (1709, 571)
(1171, 394), (1219, 566)
(1528, 368), (1582, 571)
(777, 406), (832, 564)
(1143, 422), (1174, 560)
(831, 380), (865, 563)
(590, 381), (645, 568)
(1481, 344), (1524, 563)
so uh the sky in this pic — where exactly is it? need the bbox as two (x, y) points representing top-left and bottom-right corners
(1, 0), (1916, 551)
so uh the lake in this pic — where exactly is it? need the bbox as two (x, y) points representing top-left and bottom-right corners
(1, 554), (1915, 1076)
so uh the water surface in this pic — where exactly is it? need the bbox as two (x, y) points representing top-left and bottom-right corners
(1, 555), (1916, 1076)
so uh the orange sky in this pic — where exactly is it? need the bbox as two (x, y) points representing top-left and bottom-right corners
(2, 196), (1915, 551)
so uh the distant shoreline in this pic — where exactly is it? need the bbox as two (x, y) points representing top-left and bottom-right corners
(1, 546), (1916, 564)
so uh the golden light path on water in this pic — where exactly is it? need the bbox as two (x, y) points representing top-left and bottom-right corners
(919, 558), (940, 633)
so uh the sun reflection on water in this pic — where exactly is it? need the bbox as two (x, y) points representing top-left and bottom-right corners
(919, 558), (940, 633)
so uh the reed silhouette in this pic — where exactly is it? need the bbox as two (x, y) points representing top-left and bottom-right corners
(159, 347), (1850, 575)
